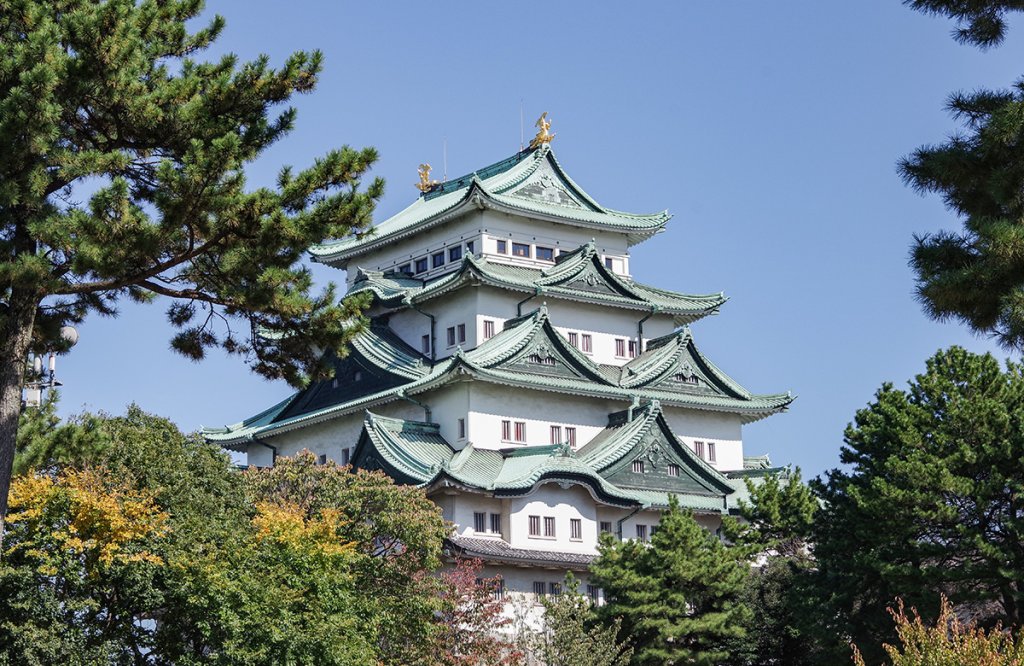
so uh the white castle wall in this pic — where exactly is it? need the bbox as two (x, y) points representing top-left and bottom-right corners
(661, 407), (744, 472)
(508, 484), (600, 555)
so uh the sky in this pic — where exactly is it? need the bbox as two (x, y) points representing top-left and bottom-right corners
(48, 2), (1024, 479)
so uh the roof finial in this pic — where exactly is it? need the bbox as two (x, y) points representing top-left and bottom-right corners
(415, 163), (439, 193)
(529, 112), (555, 150)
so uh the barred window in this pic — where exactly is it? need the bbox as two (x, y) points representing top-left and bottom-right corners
(529, 515), (541, 536)
(570, 518), (582, 540)
(473, 512), (486, 533)
(544, 516), (555, 537)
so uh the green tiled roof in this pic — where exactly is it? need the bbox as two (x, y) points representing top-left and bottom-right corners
(353, 412), (455, 485)
(310, 146), (669, 265)
(348, 241), (725, 325)
(204, 307), (792, 448)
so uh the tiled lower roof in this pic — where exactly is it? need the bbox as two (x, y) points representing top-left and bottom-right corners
(446, 535), (595, 568)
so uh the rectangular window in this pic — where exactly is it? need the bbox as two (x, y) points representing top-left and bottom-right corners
(536, 246), (554, 262)
(415, 257), (428, 273)
(447, 326), (456, 347)
(628, 340), (638, 358)
(549, 582), (562, 596)
(636, 524), (648, 542)
(512, 242), (530, 258)
(457, 323), (466, 343)
(667, 464), (680, 477)
(581, 334), (592, 353)
(529, 515), (541, 536)
(570, 518), (582, 540)
(490, 513), (501, 535)
(533, 581), (546, 598)
(341, 448), (351, 466)
(466, 240), (475, 254)
(398, 263), (411, 274)
(615, 339), (626, 357)
(449, 246), (462, 262)
(632, 460), (645, 474)
(695, 441), (706, 459)
(599, 521), (612, 534)
(514, 421), (526, 442)
(708, 442), (717, 463)
(604, 257), (615, 270)
(587, 584), (600, 602)
(496, 239), (507, 254)
(491, 578), (505, 602)
(421, 334), (430, 355)
(651, 526), (659, 538)
(483, 320), (495, 339)
(458, 418), (466, 439)
(317, 453), (327, 465)
(550, 425), (562, 444)
(566, 427), (576, 447)
(432, 252), (445, 268)
(568, 331), (578, 348)
(544, 516), (556, 537)
(473, 512), (486, 533)
(501, 420), (512, 441)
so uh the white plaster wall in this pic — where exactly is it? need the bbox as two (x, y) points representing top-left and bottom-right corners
(595, 507), (723, 541)
(426, 383), (471, 449)
(662, 407), (745, 472)
(445, 493), (506, 538)
(508, 484), (599, 555)
(385, 288), (482, 358)
(467, 382), (622, 450)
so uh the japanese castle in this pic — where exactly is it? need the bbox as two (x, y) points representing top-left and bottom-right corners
(205, 124), (792, 604)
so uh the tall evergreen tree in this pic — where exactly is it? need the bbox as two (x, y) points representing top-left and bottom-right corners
(812, 347), (1024, 663)
(590, 495), (750, 666)
(0, 0), (384, 548)
(900, 1), (1024, 348)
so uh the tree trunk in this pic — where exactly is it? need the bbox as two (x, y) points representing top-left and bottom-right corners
(0, 288), (39, 554)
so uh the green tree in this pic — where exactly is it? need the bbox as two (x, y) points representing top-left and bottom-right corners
(0, 0), (384, 548)
(900, 1), (1024, 349)
(590, 495), (750, 666)
(727, 468), (817, 557)
(529, 573), (632, 666)
(813, 347), (1024, 663)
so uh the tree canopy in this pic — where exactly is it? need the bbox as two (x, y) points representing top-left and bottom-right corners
(0, 0), (383, 547)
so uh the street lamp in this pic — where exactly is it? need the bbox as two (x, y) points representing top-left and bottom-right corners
(23, 325), (79, 408)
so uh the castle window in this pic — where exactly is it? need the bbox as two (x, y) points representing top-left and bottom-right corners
(605, 257), (614, 270)
(449, 246), (462, 262)
(667, 464), (680, 477)
(421, 335), (430, 355)
(332, 378), (339, 389)
(473, 512), (486, 533)
(550, 425), (562, 444)
(398, 263), (411, 274)
(544, 516), (556, 537)
(570, 518), (582, 540)
(353, 370), (362, 382)
(566, 427), (577, 447)
(675, 373), (698, 384)
(490, 513), (501, 535)
(536, 246), (554, 262)
(599, 521), (612, 534)
(708, 442), (717, 463)
(466, 240), (475, 254)
(529, 515), (541, 536)
(415, 257), (428, 273)
(615, 339), (626, 357)
(501, 420), (512, 441)
(628, 340), (638, 357)
(695, 441), (706, 459)
(587, 584), (600, 602)
(483, 320), (495, 339)
(636, 524), (648, 542)
(491, 578), (505, 602)
(548, 581), (562, 595)
(581, 334), (592, 353)
(458, 418), (466, 439)
(496, 240), (507, 254)
(512, 242), (530, 258)
(317, 453), (327, 465)
(432, 252), (445, 268)
(447, 327), (456, 347)
(632, 460), (645, 474)
(341, 448), (351, 466)
(568, 331), (578, 347)
(533, 581), (546, 598)
(457, 324), (466, 343)
(529, 354), (555, 366)
(514, 421), (526, 442)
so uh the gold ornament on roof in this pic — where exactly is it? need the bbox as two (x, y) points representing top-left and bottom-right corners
(529, 112), (555, 150)
(415, 163), (439, 192)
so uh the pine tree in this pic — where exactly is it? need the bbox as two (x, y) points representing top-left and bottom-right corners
(0, 0), (384, 548)
(590, 495), (750, 666)
(812, 347), (1024, 663)
(529, 573), (632, 666)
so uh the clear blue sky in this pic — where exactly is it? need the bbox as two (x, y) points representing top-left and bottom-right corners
(51, 2), (1024, 479)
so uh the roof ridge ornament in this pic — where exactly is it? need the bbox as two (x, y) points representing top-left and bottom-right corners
(528, 112), (555, 150)
(415, 163), (440, 193)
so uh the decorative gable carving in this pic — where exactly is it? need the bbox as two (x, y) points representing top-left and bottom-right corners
(509, 161), (583, 208)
